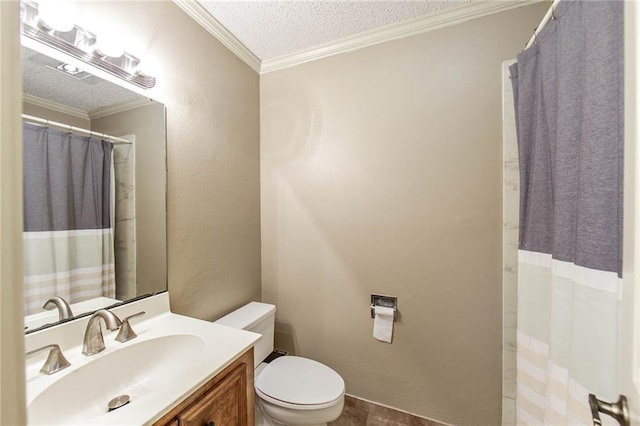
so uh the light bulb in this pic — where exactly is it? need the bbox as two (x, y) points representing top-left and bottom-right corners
(135, 56), (160, 77)
(37, 0), (76, 32)
(93, 35), (125, 58)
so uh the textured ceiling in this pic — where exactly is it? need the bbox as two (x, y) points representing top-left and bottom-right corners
(199, 1), (471, 61)
(22, 46), (144, 113)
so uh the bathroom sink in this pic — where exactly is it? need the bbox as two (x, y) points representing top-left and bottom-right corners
(27, 334), (204, 424)
(25, 295), (260, 425)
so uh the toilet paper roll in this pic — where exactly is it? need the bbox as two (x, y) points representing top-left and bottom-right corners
(373, 306), (394, 343)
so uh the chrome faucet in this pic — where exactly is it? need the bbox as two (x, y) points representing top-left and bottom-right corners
(82, 309), (122, 356)
(42, 296), (74, 321)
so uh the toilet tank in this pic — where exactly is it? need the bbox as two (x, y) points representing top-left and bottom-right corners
(214, 302), (275, 368)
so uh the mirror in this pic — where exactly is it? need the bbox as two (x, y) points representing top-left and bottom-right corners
(22, 44), (167, 333)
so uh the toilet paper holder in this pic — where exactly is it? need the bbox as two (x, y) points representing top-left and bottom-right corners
(370, 294), (397, 321)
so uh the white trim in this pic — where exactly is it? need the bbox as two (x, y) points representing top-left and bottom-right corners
(22, 94), (89, 120)
(0, 2), (27, 422)
(260, 0), (541, 74)
(88, 99), (153, 120)
(623, 0), (640, 409)
(172, 0), (261, 73)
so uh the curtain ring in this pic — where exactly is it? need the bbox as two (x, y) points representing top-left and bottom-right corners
(551, 5), (556, 20)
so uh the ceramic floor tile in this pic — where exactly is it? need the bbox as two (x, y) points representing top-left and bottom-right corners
(408, 416), (445, 426)
(366, 413), (408, 426)
(354, 398), (439, 425)
(345, 394), (357, 408)
(329, 405), (367, 426)
(334, 396), (445, 426)
(353, 398), (376, 413)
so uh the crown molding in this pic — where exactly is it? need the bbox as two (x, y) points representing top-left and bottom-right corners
(173, 0), (541, 75)
(22, 94), (89, 120)
(261, 0), (541, 74)
(23, 95), (156, 121)
(89, 99), (153, 120)
(172, 0), (261, 73)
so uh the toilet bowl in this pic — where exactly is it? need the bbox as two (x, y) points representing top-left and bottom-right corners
(215, 302), (345, 425)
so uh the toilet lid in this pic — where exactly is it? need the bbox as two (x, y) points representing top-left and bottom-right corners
(255, 356), (345, 406)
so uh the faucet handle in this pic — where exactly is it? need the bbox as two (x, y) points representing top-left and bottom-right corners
(26, 344), (71, 375)
(115, 311), (146, 343)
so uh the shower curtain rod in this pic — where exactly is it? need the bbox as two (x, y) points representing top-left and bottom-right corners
(525, 0), (561, 49)
(22, 114), (132, 144)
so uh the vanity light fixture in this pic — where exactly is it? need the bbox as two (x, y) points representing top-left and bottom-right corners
(20, 0), (156, 89)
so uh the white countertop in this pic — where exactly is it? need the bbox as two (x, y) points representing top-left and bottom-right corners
(24, 293), (260, 425)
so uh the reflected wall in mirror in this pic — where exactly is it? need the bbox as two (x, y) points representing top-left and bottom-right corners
(22, 45), (167, 333)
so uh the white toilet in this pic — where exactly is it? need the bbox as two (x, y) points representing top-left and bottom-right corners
(215, 302), (345, 426)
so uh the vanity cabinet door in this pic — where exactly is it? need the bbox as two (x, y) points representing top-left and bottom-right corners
(153, 348), (254, 426)
(177, 363), (246, 426)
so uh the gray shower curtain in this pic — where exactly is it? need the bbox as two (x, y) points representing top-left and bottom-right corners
(510, 1), (623, 424)
(23, 122), (116, 315)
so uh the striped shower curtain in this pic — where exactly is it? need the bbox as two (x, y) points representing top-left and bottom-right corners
(510, 1), (623, 424)
(23, 123), (116, 315)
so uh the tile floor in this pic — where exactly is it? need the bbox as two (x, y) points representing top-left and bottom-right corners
(329, 395), (445, 426)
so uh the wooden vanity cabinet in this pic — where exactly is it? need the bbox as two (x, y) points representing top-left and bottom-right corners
(154, 348), (254, 426)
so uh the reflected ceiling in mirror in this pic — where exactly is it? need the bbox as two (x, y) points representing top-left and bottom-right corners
(23, 46), (143, 112)
(22, 45), (167, 334)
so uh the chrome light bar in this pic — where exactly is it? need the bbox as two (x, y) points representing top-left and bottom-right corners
(20, 1), (156, 89)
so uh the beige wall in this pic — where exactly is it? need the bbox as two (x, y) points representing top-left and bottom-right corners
(260, 4), (547, 425)
(22, 101), (90, 128)
(92, 102), (167, 298)
(69, 1), (262, 319)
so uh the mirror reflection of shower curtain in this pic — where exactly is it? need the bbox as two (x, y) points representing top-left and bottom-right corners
(22, 122), (116, 316)
(510, 1), (623, 424)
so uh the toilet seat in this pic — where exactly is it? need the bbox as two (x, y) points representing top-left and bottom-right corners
(255, 356), (345, 410)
